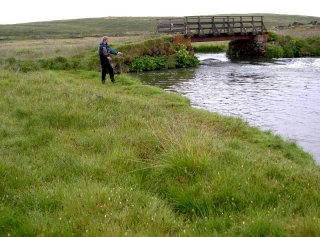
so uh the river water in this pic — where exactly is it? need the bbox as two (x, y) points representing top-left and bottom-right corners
(135, 53), (320, 163)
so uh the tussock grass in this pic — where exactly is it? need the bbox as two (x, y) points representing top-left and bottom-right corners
(0, 69), (320, 236)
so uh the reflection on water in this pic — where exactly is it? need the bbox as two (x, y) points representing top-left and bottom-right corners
(134, 53), (320, 164)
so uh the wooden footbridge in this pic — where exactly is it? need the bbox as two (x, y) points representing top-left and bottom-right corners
(157, 16), (268, 42)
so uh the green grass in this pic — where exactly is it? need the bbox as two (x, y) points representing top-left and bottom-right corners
(1, 69), (320, 236)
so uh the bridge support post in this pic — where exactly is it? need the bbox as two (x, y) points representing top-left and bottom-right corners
(227, 34), (268, 59)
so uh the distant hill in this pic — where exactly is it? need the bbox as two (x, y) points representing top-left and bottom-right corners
(1, 14), (320, 40)
(0, 17), (157, 40)
(257, 13), (320, 28)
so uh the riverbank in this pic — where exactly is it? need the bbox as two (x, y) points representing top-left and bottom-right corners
(0, 36), (199, 73)
(1, 69), (319, 236)
(136, 53), (320, 163)
(265, 33), (320, 58)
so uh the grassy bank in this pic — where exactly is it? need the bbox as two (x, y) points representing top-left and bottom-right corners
(0, 36), (199, 73)
(266, 33), (320, 58)
(1, 69), (320, 236)
(227, 33), (320, 59)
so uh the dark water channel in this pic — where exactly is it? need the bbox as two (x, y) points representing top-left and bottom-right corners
(134, 53), (320, 164)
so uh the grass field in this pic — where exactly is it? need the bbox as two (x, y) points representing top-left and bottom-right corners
(1, 14), (320, 40)
(0, 17), (157, 40)
(1, 13), (320, 235)
(0, 35), (152, 60)
(0, 69), (320, 236)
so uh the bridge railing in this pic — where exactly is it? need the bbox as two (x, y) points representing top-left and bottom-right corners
(157, 16), (267, 36)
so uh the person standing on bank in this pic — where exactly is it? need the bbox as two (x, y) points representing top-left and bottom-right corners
(98, 36), (123, 84)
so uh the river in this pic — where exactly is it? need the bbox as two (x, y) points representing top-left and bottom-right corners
(134, 53), (320, 164)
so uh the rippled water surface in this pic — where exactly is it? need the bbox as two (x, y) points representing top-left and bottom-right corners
(135, 54), (320, 163)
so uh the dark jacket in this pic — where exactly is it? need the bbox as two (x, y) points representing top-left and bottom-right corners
(98, 41), (118, 58)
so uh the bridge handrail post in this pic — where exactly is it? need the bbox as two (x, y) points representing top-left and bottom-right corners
(222, 17), (224, 34)
(261, 16), (266, 33)
(211, 16), (214, 34)
(227, 16), (229, 34)
(251, 16), (256, 34)
(232, 17), (235, 34)
(185, 17), (188, 35)
(198, 16), (200, 35)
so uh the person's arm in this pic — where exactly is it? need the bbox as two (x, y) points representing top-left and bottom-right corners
(109, 48), (123, 56)
(109, 48), (118, 55)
